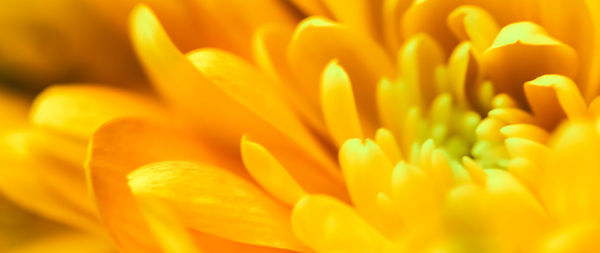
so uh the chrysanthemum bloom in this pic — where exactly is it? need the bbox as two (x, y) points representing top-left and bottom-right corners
(3, 0), (600, 252)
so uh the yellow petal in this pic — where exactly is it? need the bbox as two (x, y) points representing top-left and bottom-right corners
(189, 231), (296, 253)
(291, 195), (398, 253)
(288, 17), (394, 134)
(131, 5), (344, 197)
(461, 156), (487, 186)
(0, 130), (99, 234)
(507, 157), (540, 194)
(376, 78), (413, 147)
(541, 121), (600, 224)
(488, 108), (535, 125)
(252, 24), (327, 136)
(525, 75), (588, 129)
(128, 161), (306, 251)
(538, 0), (598, 101)
(447, 42), (478, 109)
(539, 221), (600, 253)
(481, 22), (578, 106)
(86, 118), (231, 253)
(399, 33), (445, 106)
(321, 60), (363, 145)
(30, 84), (164, 139)
(132, 194), (201, 253)
(484, 169), (548, 250)
(582, 0), (600, 101)
(500, 124), (549, 144)
(505, 137), (549, 167)
(403, 0), (539, 52)
(240, 136), (306, 206)
(339, 139), (393, 226)
(447, 5), (499, 55)
(391, 162), (439, 227)
(374, 128), (403, 164)
(382, 0), (413, 53)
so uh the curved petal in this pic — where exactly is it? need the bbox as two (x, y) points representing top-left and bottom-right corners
(30, 84), (165, 139)
(130, 6), (346, 199)
(128, 160), (307, 252)
(86, 117), (234, 253)
(481, 22), (578, 107)
(288, 17), (395, 136)
(0, 130), (99, 234)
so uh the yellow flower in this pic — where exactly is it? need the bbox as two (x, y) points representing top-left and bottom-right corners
(3, 0), (600, 252)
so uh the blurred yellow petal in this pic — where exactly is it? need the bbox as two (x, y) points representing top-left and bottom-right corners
(0, 130), (99, 234)
(292, 195), (398, 253)
(128, 160), (307, 252)
(30, 85), (164, 139)
(541, 121), (600, 224)
(500, 124), (549, 144)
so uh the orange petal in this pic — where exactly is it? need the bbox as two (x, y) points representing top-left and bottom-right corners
(128, 161), (307, 252)
(403, 0), (540, 51)
(524, 75), (588, 129)
(86, 117), (233, 253)
(321, 0), (382, 40)
(481, 22), (578, 106)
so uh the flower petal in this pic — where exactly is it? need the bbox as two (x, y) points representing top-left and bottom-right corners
(288, 17), (394, 135)
(524, 75), (588, 129)
(291, 195), (398, 253)
(339, 139), (394, 229)
(398, 33), (445, 106)
(30, 84), (164, 139)
(541, 121), (600, 224)
(321, 0), (382, 40)
(86, 117), (232, 253)
(131, 5), (345, 198)
(481, 22), (578, 106)
(0, 130), (99, 234)
(240, 136), (307, 206)
(321, 60), (363, 145)
(128, 160), (307, 252)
